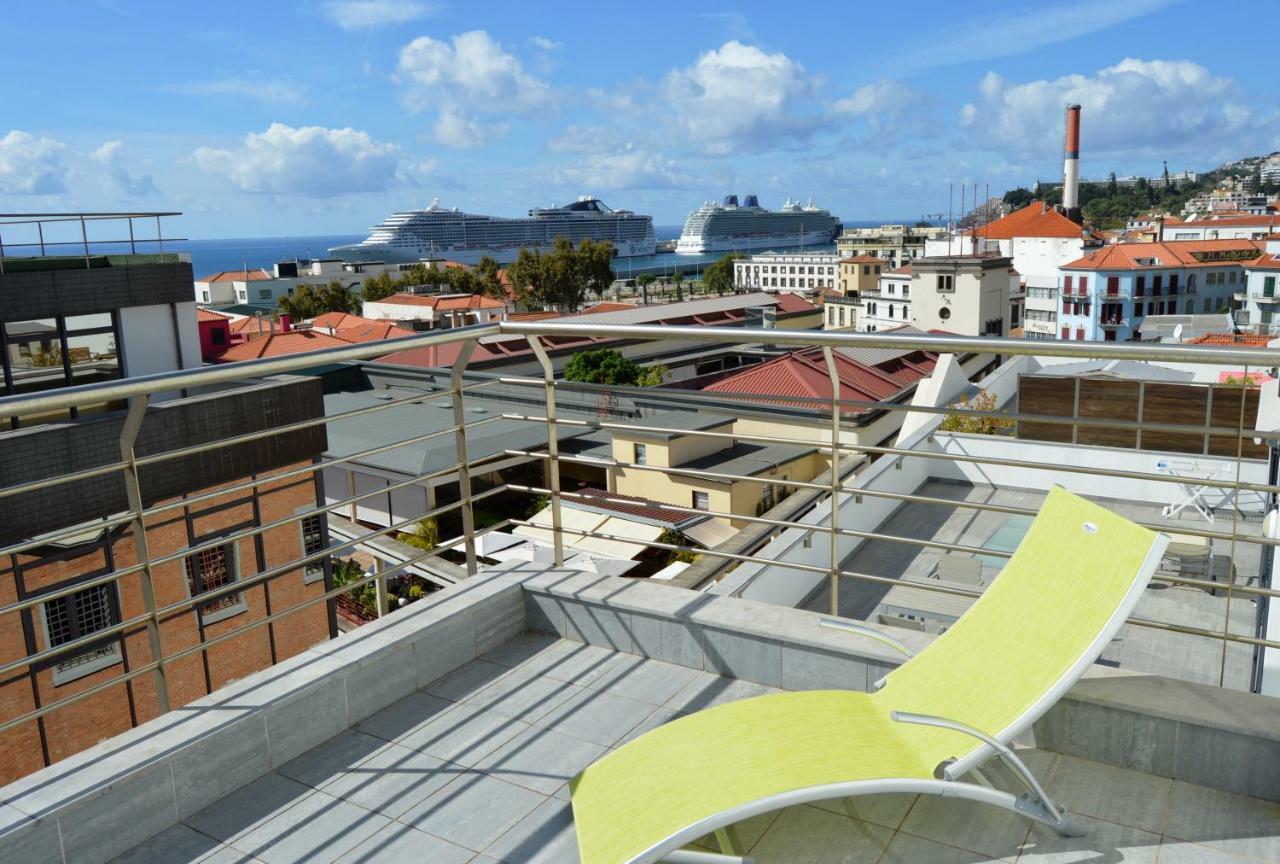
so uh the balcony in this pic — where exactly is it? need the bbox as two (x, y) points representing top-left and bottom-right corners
(1098, 317), (1130, 329)
(1255, 293), (1280, 305)
(1, 324), (1278, 864)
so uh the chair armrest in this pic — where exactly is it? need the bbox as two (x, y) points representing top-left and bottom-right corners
(819, 618), (915, 658)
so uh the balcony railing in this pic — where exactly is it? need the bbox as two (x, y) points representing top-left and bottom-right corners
(1098, 317), (1130, 329)
(0, 212), (186, 273)
(1, 320), (1278, 779)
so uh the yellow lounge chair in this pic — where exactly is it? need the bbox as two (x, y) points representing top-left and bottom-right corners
(569, 487), (1169, 863)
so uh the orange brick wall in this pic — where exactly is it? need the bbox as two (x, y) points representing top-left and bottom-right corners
(0, 461), (331, 785)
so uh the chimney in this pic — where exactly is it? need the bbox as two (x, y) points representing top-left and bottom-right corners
(1061, 104), (1082, 223)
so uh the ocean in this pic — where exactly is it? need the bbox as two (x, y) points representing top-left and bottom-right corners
(46, 220), (905, 279)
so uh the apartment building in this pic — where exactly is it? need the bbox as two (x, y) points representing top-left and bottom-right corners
(858, 266), (912, 332)
(0, 377), (331, 784)
(836, 224), (946, 269)
(911, 256), (1013, 336)
(1240, 234), (1280, 331)
(361, 293), (507, 329)
(1058, 238), (1263, 341)
(1161, 214), (1278, 242)
(823, 294), (859, 330)
(837, 254), (883, 297)
(731, 251), (839, 295)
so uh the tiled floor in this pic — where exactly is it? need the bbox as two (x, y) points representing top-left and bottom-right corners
(806, 480), (1261, 690)
(109, 634), (1280, 863)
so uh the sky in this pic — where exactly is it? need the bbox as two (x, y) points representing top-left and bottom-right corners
(1, 0), (1277, 239)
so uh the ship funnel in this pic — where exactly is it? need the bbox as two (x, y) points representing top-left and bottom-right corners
(723, 194), (739, 207)
(743, 194), (759, 208)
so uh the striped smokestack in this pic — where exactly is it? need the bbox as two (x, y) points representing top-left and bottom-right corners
(1061, 104), (1082, 222)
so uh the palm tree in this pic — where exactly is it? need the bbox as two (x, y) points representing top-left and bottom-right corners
(397, 517), (438, 551)
(672, 272), (685, 302)
(636, 273), (655, 305)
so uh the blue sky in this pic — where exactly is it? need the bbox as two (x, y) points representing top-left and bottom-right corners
(1, 0), (1276, 239)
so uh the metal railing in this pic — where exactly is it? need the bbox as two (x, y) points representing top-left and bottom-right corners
(1, 320), (1278, 776)
(0, 212), (185, 273)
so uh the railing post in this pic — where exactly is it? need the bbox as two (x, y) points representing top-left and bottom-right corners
(37, 221), (45, 256)
(373, 560), (389, 618)
(527, 336), (564, 566)
(118, 396), (170, 714)
(80, 215), (90, 269)
(822, 347), (842, 617)
(451, 339), (479, 576)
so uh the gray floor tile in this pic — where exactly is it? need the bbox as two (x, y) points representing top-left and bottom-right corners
(332, 822), (473, 864)
(747, 805), (893, 863)
(502, 640), (624, 686)
(393, 699), (530, 767)
(1044, 754), (1171, 835)
(479, 631), (563, 669)
(692, 812), (783, 854)
(108, 824), (262, 864)
(425, 659), (515, 703)
(582, 655), (699, 706)
(463, 666), (583, 723)
(1017, 814), (1159, 862)
(899, 794), (1031, 861)
(663, 672), (780, 712)
(353, 691), (456, 743)
(472, 726), (608, 795)
(316, 744), (466, 818)
(615, 706), (686, 747)
(186, 774), (317, 846)
(219, 788), (390, 864)
(401, 771), (546, 852)
(277, 729), (393, 790)
(810, 794), (917, 830)
(1156, 837), (1270, 863)
(880, 831), (1014, 863)
(483, 797), (581, 864)
(1164, 781), (1280, 861)
(532, 687), (652, 746)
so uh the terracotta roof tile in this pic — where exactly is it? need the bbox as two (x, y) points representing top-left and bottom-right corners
(1063, 238), (1265, 271)
(335, 322), (417, 342)
(369, 292), (506, 310)
(197, 269), (272, 283)
(974, 202), (1090, 240)
(840, 255), (885, 264)
(216, 330), (353, 362)
(196, 308), (232, 323)
(1186, 333), (1275, 346)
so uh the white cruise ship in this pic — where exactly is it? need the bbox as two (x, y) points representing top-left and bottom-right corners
(329, 197), (656, 265)
(676, 195), (841, 254)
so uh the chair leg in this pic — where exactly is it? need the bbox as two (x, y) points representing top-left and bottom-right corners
(714, 825), (745, 855)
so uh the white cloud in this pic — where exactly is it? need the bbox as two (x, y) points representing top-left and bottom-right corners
(321, 0), (436, 29)
(0, 130), (67, 195)
(171, 75), (304, 104)
(961, 58), (1260, 159)
(528, 35), (561, 51)
(396, 30), (551, 148)
(91, 140), (158, 197)
(833, 79), (915, 117)
(554, 146), (696, 191)
(661, 41), (816, 154)
(547, 125), (627, 154)
(191, 123), (402, 197)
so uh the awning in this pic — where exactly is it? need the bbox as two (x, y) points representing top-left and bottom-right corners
(514, 506), (607, 546)
(574, 516), (664, 558)
(514, 504), (664, 561)
(651, 561), (691, 581)
(681, 517), (738, 549)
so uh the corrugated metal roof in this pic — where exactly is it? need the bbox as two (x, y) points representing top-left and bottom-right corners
(1034, 360), (1194, 382)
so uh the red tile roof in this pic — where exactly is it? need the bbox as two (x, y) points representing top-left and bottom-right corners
(1063, 238), (1265, 271)
(1247, 253), (1280, 270)
(840, 255), (884, 264)
(197, 269), (272, 283)
(1177, 214), (1280, 228)
(507, 310), (562, 321)
(567, 487), (696, 526)
(216, 330), (353, 362)
(974, 202), (1092, 240)
(335, 322), (416, 343)
(773, 293), (818, 314)
(884, 265), (912, 277)
(1186, 333), (1275, 347)
(228, 315), (280, 336)
(703, 344), (937, 412)
(579, 302), (636, 314)
(196, 308), (232, 323)
(310, 311), (365, 329)
(368, 292), (506, 310)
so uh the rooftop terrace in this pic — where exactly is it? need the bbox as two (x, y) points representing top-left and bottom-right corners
(1, 320), (1279, 863)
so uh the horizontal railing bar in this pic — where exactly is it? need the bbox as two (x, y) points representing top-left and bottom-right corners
(0, 238), (189, 248)
(502, 414), (1280, 495)
(529, 519), (1280, 647)
(0, 323), (501, 421)
(0, 609), (156, 679)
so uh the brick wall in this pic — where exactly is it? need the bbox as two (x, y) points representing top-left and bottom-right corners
(0, 463), (330, 785)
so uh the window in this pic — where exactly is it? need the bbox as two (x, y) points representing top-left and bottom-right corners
(1060, 326), (1070, 339)
(1075, 327), (1084, 341)
(1135, 276), (1145, 296)
(862, 265), (870, 275)
(888, 305), (895, 318)
(211, 328), (226, 346)
(43, 583), (122, 684)
(1107, 276), (1120, 295)
(299, 512), (327, 584)
(761, 483), (774, 511)
(184, 542), (245, 623)
(3, 313), (122, 427)
(634, 443), (647, 465)
(937, 274), (954, 293)
(1152, 275), (1162, 295)
(692, 491), (710, 511)
(939, 307), (952, 321)
(1265, 277), (1276, 298)
(202, 291), (211, 303)
(258, 288), (272, 300)
(1078, 276), (1088, 293)
(1063, 276), (1073, 293)
(1169, 274), (1179, 293)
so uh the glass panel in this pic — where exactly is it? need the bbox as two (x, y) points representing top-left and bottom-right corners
(64, 313), (113, 332)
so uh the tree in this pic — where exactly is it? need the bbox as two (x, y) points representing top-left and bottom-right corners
(505, 236), (610, 312)
(636, 364), (667, 387)
(361, 271), (399, 304)
(702, 254), (740, 296)
(1106, 171), (1118, 198)
(278, 279), (359, 320)
(475, 255), (507, 301)
(1002, 187), (1034, 209)
(671, 272), (685, 302)
(563, 348), (641, 386)
(636, 273), (656, 305)
(938, 389), (1013, 435)
(397, 517), (439, 551)
(576, 238), (616, 300)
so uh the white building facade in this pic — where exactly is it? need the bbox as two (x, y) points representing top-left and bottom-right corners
(733, 251), (839, 294)
(858, 268), (912, 332)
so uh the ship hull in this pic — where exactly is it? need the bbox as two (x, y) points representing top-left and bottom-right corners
(675, 228), (836, 255)
(329, 237), (656, 266)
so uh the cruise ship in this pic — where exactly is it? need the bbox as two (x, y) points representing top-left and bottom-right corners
(329, 197), (656, 265)
(675, 194), (841, 254)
